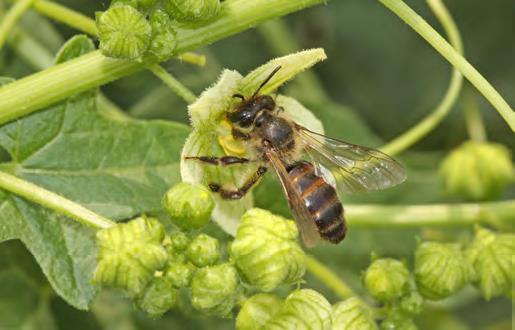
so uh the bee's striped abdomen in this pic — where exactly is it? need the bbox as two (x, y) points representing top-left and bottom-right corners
(287, 161), (346, 243)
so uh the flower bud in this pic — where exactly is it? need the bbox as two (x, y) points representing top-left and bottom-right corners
(135, 276), (178, 317)
(93, 217), (168, 296)
(190, 263), (239, 317)
(230, 208), (306, 292)
(166, 261), (195, 288)
(466, 227), (514, 300)
(163, 182), (215, 230)
(332, 297), (377, 330)
(399, 291), (424, 316)
(380, 314), (416, 330)
(439, 141), (513, 201)
(186, 234), (220, 267)
(266, 289), (332, 330)
(164, 0), (220, 23)
(96, 5), (152, 60)
(148, 9), (177, 61)
(111, 0), (157, 12)
(363, 258), (410, 302)
(236, 294), (283, 330)
(415, 242), (472, 300)
(170, 231), (190, 252)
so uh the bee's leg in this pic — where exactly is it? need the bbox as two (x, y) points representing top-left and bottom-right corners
(184, 156), (252, 166)
(231, 128), (251, 140)
(208, 166), (267, 200)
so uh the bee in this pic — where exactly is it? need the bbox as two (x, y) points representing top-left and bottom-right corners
(185, 66), (406, 247)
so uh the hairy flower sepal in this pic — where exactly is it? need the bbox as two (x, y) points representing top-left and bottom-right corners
(466, 227), (514, 300)
(93, 216), (168, 296)
(181, 49), (327, 235)
(231, 208), (306, 292)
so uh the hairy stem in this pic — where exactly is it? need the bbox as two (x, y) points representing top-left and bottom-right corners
(0, 0), (328, 125)
(346, 200), (515, 229)
(463, 89), (487, 142)
(380, 0), (463, 156)
(32, 0), (97, 35)
(0, 171), (115, 230)
(0, 0), (35, 49)
(305, 255), (361, 301)
(148, 64), (197, 104)
(379, 0), (514, 132)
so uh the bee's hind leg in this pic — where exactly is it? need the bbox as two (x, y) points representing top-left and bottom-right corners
(208, 166), (267, 200)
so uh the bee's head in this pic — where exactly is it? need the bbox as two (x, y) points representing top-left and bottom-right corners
(228, 94), (276, 128)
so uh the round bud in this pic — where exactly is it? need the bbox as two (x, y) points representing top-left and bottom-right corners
(93, 217), (168, 296)
(236, 294), (283, 330)
(191, 263), (239, 317)
(170, 232), (190, 252)
(380, 314), (416, 330)
(266, 289), (332, 330)
(110, 0), (157, 12)
(135, 276), (178, 317)
(186, 234), (220, 267)
(148, 9), (177, 61)
(332, 297), (377, 330)
(466, 227), (514, 300)
(399, 291), (424, 316)
(163, 182), (215, 230)
(439, 141), (513, 201)
(166, 261), (195, 288)
(96, 5), (152, 60)
(363, 258), (410, 302)
(164, 0), (221, 23)
(231, 208), (306, 292)
(415, 242), (473, 300)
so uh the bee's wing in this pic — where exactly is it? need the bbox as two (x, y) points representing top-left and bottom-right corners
(296, 125), (407, 194)
(266, 150), (320, 248)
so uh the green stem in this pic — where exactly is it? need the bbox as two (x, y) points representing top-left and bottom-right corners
(0, 171), (115, 230)
(0, 0), (327, 125)
(346, 200), (515, 229)
(0, 0), (35, 49)
(178, 52), (207, 67)
(148, 64), (197, 104)
(380, 0), (463, 156)
(305, 255), (361, 301)
(463, 90), (487, 142)
(32, 0), (97, 36)
(379, 0), (515, 132)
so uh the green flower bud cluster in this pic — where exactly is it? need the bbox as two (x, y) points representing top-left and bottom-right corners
(96, 0), (221, 60)
(231, 208), (306, 292)
(466, 227), (514, 300)
(414, 241), (473, 300)
(332, 298), (377, 330)
(439, 141), (513, 201)
(163, 182), (215, 230)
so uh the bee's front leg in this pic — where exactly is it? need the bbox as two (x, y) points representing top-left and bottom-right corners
(184, 156), (252, 166)
(208, 166), (268, 200)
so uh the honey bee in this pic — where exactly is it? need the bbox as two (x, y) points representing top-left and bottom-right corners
(185, 66), (406, 247)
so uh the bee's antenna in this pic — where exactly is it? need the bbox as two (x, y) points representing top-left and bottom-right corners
(252, 65), (282, 97)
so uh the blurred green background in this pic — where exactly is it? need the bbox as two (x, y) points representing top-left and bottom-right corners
(0, 0), (513, 329)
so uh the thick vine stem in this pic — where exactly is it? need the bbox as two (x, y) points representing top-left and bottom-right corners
(0, 170), (115, 230)
(346, 200), (515, 229)
(379, 0), (514, 132)
(0, 0), (328, 125)
(380, 0), (463, 156)
(0, 0), (35, 49)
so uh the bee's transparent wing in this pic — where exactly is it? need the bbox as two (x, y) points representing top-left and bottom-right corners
(266, 150), (320, 248)
(297, 125), (407, 194)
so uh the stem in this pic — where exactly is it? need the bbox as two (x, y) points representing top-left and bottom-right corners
(147, 64), (197, 104)
(305, 255), (361, 301)
(32, 0), (97, 36)
(346, 200), (515, 229)
(378, 0), (514, 132)
(380, 0), (463, 156)
(178, 52), (207, 67)
(0, 0), (35, 49)
(0, 170), (115, 230)
(463, 90), (487, 142)
(0, 0), (327, 125)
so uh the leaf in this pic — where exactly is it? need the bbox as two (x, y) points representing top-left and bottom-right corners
(0, 35), (190, 309)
